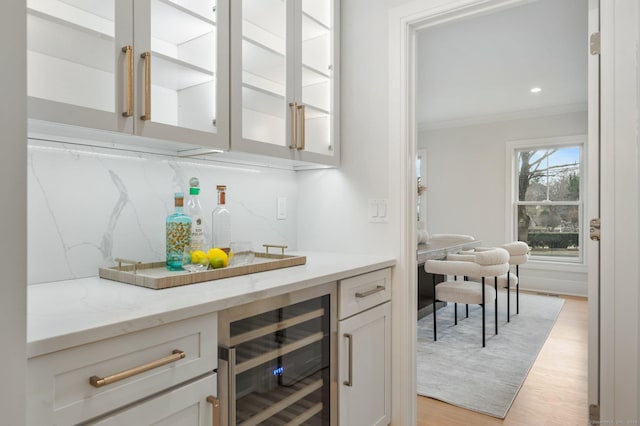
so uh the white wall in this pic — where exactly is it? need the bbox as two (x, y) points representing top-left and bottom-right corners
(419, 111), (587, 245)
(419, 111), (589, 295)
(297, 0), (395, 256)
(1, 0), (26, 424)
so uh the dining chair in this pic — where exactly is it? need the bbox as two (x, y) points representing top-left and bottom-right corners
(425, 248), (510, 347)
(462, 242), (530, 321)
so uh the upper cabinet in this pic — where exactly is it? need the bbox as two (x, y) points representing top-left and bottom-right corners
(230, 0), (340, 166)
(27, 0), (229, 151)
(26, 0), (339, 167)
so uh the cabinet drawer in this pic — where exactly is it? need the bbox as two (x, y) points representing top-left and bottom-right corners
(27, 312), (217, 426)
(92, 373), (217, 425)
(339, 268), (391, 320)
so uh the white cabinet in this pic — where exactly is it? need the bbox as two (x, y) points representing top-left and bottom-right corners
(230, 0), (340, 166)
(338, 269), (391, 426)
(27, 0), (229, 151)
(92, 373), (218, 426)
(27, 312), (218, 426)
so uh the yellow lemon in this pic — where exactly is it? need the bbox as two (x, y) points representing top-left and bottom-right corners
(207, 248), (228, 268)
(191, 250), (208, 265)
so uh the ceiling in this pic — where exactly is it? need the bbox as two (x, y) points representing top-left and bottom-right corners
(416, 0), (588, 129)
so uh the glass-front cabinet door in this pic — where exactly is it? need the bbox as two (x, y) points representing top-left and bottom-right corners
(231, 0), (292, 159)
(27, 0), (229, 152)
(27, 0), (133, 133)
(134, 0), (229, 150)
(231, 0), (339, 166)
(297, 0), (338, 164)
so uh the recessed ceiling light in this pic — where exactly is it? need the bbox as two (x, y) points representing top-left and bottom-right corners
(530, 87), (542, 93)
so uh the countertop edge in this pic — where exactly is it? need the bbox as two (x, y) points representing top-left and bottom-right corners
(27, 254), (395, 358)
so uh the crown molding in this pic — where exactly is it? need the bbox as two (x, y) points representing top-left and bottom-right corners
(417, 102), (588, 132)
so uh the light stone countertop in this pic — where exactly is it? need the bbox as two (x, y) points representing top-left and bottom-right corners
(27, 251), (395, 358)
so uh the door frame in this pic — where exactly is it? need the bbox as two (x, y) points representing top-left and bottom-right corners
(388, 0), (612, 423)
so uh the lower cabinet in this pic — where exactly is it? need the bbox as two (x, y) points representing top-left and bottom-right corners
(27, 312), (218, 426)
(338, 269), (392, 426)
(92, 373), (218, 426)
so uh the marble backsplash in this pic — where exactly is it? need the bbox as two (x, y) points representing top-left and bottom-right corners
(27, 139), (298, 284)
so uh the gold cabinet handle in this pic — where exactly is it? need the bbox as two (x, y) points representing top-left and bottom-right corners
(121, 45), (133, 117)
(297, 104), (306, 150)
(206, 396), (220, 426)
(289, 102), (298, 149)
(355, 285), (385, 298)
(89, 349), (185, 388)
(140, 51), (151, 121)
(343, 333), (353, 387)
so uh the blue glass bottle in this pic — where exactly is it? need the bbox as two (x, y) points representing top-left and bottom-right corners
(166, 192), (191, 271)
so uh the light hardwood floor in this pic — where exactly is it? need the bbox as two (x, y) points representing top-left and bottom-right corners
(417, 295), (588, 426)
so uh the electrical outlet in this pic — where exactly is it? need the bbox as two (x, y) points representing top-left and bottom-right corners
(277, 197), (287, 220)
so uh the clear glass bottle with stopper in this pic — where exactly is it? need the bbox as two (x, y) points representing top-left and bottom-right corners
(166, 192), (191, 271)
(186, 177), (205, 252)
(212, 185), (231, 251)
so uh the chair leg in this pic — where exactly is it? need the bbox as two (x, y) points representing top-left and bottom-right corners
(432, 273), (437, 342)
(506, 271), (511, 322)
(482, 277), (486, 347)
(494, 276), (498, 335)
(466, 304), (469, 318)
(516, 264), (520, 315)
(454, 303), (458, 325)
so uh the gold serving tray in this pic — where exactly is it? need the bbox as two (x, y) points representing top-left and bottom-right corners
(99, 252), (307, 290)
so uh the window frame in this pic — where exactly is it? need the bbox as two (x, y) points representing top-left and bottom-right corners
(506, 135), (587, 265)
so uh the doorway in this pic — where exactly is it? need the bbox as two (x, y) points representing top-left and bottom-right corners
(393, 0), (598, 422)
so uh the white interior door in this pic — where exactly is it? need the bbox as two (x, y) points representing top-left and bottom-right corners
(586, 0), (600, 416)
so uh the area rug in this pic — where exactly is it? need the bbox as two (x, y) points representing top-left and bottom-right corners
(416, 291), (564, 418)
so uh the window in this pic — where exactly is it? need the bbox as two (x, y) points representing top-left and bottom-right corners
(513, 142), (583, 262)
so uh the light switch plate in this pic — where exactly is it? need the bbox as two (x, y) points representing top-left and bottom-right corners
(368, 199), (388, 223)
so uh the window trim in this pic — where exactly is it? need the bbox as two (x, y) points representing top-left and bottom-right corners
(505, 135), (588, 265)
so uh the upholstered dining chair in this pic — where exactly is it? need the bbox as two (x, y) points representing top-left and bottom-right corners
(463, 242), (530, 321)
(499, 241), (530, 317)
(424, 248), (510, 347)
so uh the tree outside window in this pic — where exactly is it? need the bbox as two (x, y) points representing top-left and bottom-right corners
(515, 145), (582, 260)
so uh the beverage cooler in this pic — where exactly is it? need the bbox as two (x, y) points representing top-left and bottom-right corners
(217, 284), (337, 425)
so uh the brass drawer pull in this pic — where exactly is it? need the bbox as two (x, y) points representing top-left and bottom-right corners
(89, 349), (185, 388)
(207, 396), (220, 426)
(121, 45), (133, 117)
(140, 51), (151, 121)
(289, 102), (298, 149)
(297, 104), (306, 150)
(355, 285), (385, 298)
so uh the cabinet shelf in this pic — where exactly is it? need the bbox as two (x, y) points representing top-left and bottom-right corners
(242, 38), (286, 89)
(152, 51), (214, 91)
(302, 12), (330, 41)
(236, 330), (324, 374)
(28, 0), (114, 38)
(236, 375), (323, 426)
(27, 8), (114, 74)
(242, 85), (286, 119)
(152, 0), (216, 46)
(231, 308), (324, 347)
(27, 7), (116, 112)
